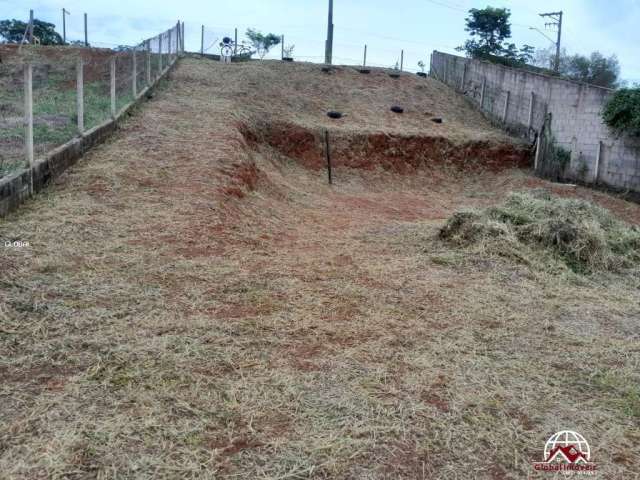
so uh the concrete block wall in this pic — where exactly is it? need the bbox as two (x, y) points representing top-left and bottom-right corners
(431, 51), (640, 192)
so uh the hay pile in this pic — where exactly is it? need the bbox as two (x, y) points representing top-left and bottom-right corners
(440, 190), (640, 273)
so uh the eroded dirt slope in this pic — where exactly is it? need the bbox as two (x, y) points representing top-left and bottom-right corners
(1, 58), (639, 479)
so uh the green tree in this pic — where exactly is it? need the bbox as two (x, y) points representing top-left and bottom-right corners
(534, 46), (620, 88)
(459, 7), (512, 58)
(458, 7), (534, 67)
(245, 29), (281, 60)
(602, 87), (640, 136)
(0, 18), (63, 45)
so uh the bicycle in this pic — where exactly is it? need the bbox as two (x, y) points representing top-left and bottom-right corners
(220, 37), (253, 58)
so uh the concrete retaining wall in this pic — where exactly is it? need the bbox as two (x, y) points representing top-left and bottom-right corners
(431, 51), (640, 191)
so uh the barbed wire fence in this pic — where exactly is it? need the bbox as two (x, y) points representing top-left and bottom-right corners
(0, 22), (183, 182)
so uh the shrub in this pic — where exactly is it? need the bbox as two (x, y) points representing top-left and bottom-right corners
(602, 87), (640, 137)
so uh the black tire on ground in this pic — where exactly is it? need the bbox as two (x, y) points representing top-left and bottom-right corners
(359, 69), (371, 74)
(391, 106), (404, 114)
(431, 117), (443, 123)
(327, 111), (343, 119)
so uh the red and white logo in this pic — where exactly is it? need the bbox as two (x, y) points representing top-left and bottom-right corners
(533, 431), (598, 474)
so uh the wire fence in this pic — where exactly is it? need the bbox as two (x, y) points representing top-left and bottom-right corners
(0, 22), (183, 181)
(186, 22), (438, 73)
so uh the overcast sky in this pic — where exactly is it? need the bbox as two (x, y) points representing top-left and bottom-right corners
(3, 0), (640, 81)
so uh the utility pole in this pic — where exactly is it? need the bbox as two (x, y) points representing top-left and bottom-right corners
(325, 0), (334, 64)
(62, 8), (70, 44)
(539, 11), (563, 72)
(84, 13), (88, 46)
(28, 9), (34, 43)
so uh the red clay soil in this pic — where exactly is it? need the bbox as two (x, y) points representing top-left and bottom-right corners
(241, 121), (532, 174)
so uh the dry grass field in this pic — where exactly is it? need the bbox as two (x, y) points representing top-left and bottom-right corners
(1, 58), (639, 479)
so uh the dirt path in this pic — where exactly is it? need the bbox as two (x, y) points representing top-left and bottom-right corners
(1, 59), (639, 479)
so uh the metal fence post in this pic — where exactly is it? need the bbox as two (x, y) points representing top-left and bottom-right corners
(76, 59), (84, 134)
(146, 40), (152, 86)
(363, 45), (367, 67)
(503, 90), (510, 123)
(528, 91), (535, 129)
(110, 57), (116, 118)
(132, 49), (137, 97)
(158, 34), (163, 75)
(281, 35), (284, 60)
(400, 50), (404, 72)
(200, 25), (204, 57)
(234, 28), (238, 56)
(24, 64), (34, 172)
(84, 13), (88, 46)
(480, 77), (486, 110)
(168, 29), (172, 64)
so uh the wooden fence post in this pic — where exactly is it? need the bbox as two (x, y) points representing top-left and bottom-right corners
(480, 77), (486, 110)
(110, 57), (116, 118)
(400, 50), (404, 72)
(528, 91), (535, 129)
(503, 90), (510, 123)
(363, 45), (367, 67)
(281, 35), (285, 60)
(168, 29), (172, 64)
(76, 58), (84, 134)
(24, 64), (34, 172)
(132, 49), (137, 97)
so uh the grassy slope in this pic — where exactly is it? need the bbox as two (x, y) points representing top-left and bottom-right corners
(0, 58), (639, 479)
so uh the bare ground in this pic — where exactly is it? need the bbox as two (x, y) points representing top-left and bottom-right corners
(1, 58), (639, 479)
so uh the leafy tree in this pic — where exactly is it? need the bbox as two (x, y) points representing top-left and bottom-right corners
(457, 7), (534, 67)
(602, 87), (640, 136)
(534, 46), (620, 88)
(459, 7), (512, 58)
(0, 18), (63, 45)
(245, 29), (280, 60)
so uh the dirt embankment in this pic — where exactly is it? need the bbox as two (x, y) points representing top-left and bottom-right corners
(238, 121), (531, 176)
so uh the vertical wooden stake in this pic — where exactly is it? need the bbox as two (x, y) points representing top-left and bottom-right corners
(400, 50), (404, 72)
(503, 90), (510, 123)
(281, 35), (285, 59)
(76, 59), (84, 134)
(110, 57), (116, 118)
(325, 130), (332, 185)
(24, 64), (34, 173)
(132, 49), (137, 97)
(363, 45), (367, 67)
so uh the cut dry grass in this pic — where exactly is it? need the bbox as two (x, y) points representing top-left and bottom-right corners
(440, 190), (640, 274)
(1, 58), (640, 479)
